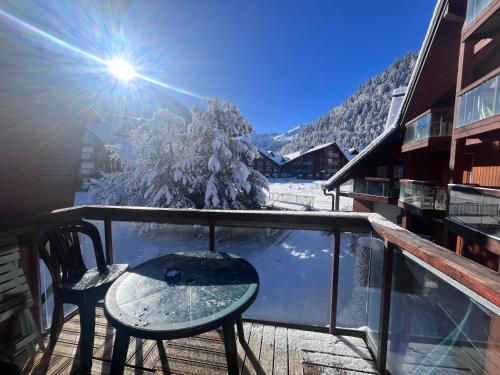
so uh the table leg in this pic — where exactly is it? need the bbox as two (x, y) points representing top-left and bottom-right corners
(223, 319), (239, 375)
(110, 330), (130, 375)
(236, 316), (245, 344)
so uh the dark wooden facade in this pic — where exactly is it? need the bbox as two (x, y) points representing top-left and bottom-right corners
(253, 151), (282, 178)
(254, 143), (353, 180)
(75, 129), (122, 187)
(329, 0), (500, 271)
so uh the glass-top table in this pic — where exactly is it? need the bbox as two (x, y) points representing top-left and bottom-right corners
(104, 251), (259, 375)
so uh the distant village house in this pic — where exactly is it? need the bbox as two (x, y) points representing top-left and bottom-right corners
(253, 142), (357, 180)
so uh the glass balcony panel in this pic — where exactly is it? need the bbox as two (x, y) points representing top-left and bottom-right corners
(449, 187), (500, 239)
(336, 233), (372, 330)
(458, 75), (499, 127)
(215, 226), (334, 327)
(404, 112), (452, 145)
(466, 0), (493, 24)
(365, 235), (385, 356)
(353, 179), (367, 194)
(111, 221), (209, 267)
(367, 180), (386, 197)
(399, 181), (447, 211)
(387, 248), (495, 374)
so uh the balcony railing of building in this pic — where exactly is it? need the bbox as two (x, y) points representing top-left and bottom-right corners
(399, 179), (448, 212)
(403, 109), (452, 146)
(3, 206), (500, 374)
(466, 0), (493, 24)
(448, 184), (500, 241)
(352, 177), (399, 200)
(458, 72), (499, 128)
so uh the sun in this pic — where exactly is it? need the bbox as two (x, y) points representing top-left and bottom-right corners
(107, 58), (136, 81)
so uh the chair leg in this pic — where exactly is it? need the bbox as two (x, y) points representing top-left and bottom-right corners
(78, 304), (96, 373)
(49, 299), (63, 348)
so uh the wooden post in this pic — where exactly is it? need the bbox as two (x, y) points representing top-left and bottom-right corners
(18, 232), (43, 330)
(209, 223), (215, 252)
(329, 229), (341, 334)
(377, 240), (394, 373)
(334, 187), (340, 211)
(104, 218), (113, 264)
(449, 39), (473, 184)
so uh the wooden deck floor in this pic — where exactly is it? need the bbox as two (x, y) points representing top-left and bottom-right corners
(16, 307), (378, 375)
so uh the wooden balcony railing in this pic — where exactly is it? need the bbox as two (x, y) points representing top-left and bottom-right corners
(1, 205), (499, 374)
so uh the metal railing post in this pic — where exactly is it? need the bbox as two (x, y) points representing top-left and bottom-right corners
(209, 223), (215, 252)
(104, 218), (113, 264)
(377, 240), (394, 373)
(329, 229), (341, 334)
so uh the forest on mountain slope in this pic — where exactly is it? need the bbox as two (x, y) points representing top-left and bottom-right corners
(280, 52), (417, 154)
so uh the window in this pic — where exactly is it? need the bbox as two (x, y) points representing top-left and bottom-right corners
(81, 161), (95, 175)
(81, 146), (94, 160)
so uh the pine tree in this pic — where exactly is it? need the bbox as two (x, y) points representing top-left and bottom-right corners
(88, 98), (269, 210)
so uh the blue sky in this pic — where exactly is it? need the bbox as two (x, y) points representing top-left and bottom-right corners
(2, 0), (436, 133)
(125, 0), (436, 133)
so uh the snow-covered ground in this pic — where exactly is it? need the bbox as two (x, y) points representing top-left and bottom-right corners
(41, 186), (367, 330)
(267, 178), (352, 211)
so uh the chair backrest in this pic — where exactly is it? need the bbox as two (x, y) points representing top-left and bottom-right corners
(36, 220), (107, 288)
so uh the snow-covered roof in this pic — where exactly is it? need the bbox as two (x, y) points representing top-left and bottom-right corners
(323, 0), (446, 191)
(257, 149), (286, 165)
(259, 141), (345, 166)
(282, 141), (338, 163)
(341, 148), (358, 162)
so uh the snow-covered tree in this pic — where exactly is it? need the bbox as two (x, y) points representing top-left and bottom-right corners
(88, 98), (269, 210)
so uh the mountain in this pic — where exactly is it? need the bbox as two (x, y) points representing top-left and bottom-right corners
(279, 52), (417, 154)
(251, 125), (303, 152)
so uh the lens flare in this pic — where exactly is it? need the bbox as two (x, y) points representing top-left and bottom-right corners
(0, 7), (201, 98)
(107, 58), (136, 81)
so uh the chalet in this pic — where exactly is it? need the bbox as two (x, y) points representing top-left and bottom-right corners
(324, 0), (500, 271)
(253, 150), (284, 178)
(254, 142), (357, 179)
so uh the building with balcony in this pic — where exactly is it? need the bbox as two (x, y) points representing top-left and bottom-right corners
(325, 0), (500, 271)
(253, 143), (357, 180)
